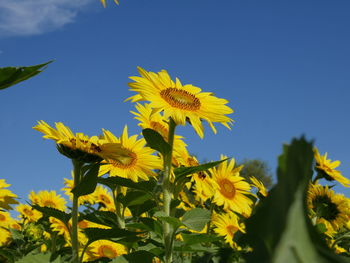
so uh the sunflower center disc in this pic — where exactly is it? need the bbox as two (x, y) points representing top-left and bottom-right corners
(111, 148), (137, 168)
(220, 179), (236, 199)
(0, 214), (6, 221)
(226, 225), (237, 237)
(43, 200), (57, 208)
(99, 245), (118, 258)
(160, 88), (201, 110)
(150, 121), (168, 138)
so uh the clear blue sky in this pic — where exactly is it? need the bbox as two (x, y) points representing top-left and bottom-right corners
(1, 0), (350, 201)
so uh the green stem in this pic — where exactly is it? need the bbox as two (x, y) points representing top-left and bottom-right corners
(312, 173), (322, 184)
(113, 186), (125, 229)
(206, 200), (214, 235)
(163, 118), (176, 263)
(72, 160), (83, 263)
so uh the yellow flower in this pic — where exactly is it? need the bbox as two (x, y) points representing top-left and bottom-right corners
(131, 103), (188, 164)
(0, 211), (12, 227)
(212, 212), (245, 248)
(98, 125), (162, 182)
(0, 228), (11, 246)
(89, 240), (127, 260)
(16, 204), (42, 222)
(33, 121), (124, 162)
(249, 176), (268, 197)
(100, 0), (119, 8)
(31, 190), (67, 211)
(314, 147), (350, 187)
(50, 217), (71, 240)
(62, 172), (96, 205)
(127, 67), (234, 138)
(93, 185), (115, 211)
(211, 156), (253, 215)
(0, 179), (19, 210)
(307, 183), (350, 231)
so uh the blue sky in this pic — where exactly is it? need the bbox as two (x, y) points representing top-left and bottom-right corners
(1, 0), (350, 201)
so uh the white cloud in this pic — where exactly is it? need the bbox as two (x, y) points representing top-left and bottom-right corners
(0, 0), (93, 37)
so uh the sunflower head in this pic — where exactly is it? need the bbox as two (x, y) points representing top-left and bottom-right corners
(0, 179), (19, 210)
(127, 67), (234, 138)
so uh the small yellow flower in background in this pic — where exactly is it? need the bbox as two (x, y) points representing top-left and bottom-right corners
(211, 156), (253, 215)
(0, 179), (19, 210)
(0, 228), (11, 246)
(313, 147), (350, 187)
(98, 125), (162, 182)
(307, 183), (350, 231)
(100, 0), (119, 8)
(0, 211), (12, 227)
(30, 190), (67, 211)
(127, 67), (234, 138)
(50, 217), (71, 240)
(89, 240), (127, 260)
(212, 212), (245, 248)
(93, 185), (115, 211)
(249, 176), (268, 197)
(33, 121), (124, 162)
(16, 204), (42, 222)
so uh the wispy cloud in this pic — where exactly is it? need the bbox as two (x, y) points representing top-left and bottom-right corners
(0, 0), (93, 37)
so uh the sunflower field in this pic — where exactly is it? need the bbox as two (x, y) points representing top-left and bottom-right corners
(1, 2), (350, 263)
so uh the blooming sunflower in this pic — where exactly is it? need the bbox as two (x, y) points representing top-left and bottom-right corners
(0, 211), (12, 227)
(89, 240), (127, 260)
(249, 176), (268, 198)
(212, 212), (245, 248)
(93, 185), (115, 211)
(33, 121), (124, 162)
(0, 228), (11, 246)
(314, 147), (350, 187)
(0, 179), (18, 210)
(127, 67), (234, 138)
(16, 204), (43, 222)
(211, 156), (253, 215)
(30, 190), (67, 211)
(98, 125), (162, 182)
(50, 217), (71, 240)
(131, 102), (188, 162)
(307, 183), (350, 231)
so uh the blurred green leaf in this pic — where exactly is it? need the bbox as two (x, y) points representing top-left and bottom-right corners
(84, 227), (141, 244)
(112, 250), (156, 263)
(0, 61), (52, 90)
(154, 211), (183, 229)
(16, 252), (60, 263)
(181, 233), (222, 246)
(182, 208), (211, 232)
(119, 191), (153, 207)
(243, 137), (350, 263)
(142, 128), (171, 156)
(97, 176), (157, 193)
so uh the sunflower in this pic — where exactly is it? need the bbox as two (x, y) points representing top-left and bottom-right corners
(16, 204), (43, 222)
(93, 185), (115, 211)
(127, 67), (234, 138)
(30, 190), (67, 211)
(0, 228), (11, 246)
(0, 211), (12, 227)
(249, 176), (268, 198)
(49, 217), (71, 240)
(314, 147), (350, 187)
(131, 103), (188, 163)
(62, 172), (96, 205)
(211, 156), (253, 215)
(212, 212), (245, 248)
(33, 121), (124, 162)
(89, 240), (127, 260)
(307, 183), (350, 231)
(98, 125), (162, 182)
(0, 179), (18, 210)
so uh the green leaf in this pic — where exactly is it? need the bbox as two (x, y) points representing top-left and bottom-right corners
(181, 233), (222, 246)
(97, 177), (157, 193)
(243, 137), (350, 263)
(112, 250), (156, 263)
(15, 252), (60, 263)
(71, 162), (100, 197)
(128, 200), (157, 217)
(32, 205), (70, 225)
(0, 61), (52, 90)
(142, 128), (171, 156)
(182, 208), (211, 232)
(119, 191), (153, 207)
(80, 210), (119, 228)
(174, 158), (228, 181)
(84, 227), (141, 244)
(154, 211), (183, 229)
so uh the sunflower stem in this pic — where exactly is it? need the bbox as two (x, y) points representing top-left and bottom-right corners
(72, 160), (83, 263)
(163, 118), (176, 263)
(113, 186), (125, 229)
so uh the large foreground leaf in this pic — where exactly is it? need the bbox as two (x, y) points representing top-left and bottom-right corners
(0, 61), (52, 90)
(243, 137), (350, 263)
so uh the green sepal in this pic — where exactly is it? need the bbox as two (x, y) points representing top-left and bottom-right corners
(71, 162), (100, 197)
(142, 128), (171, 156)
